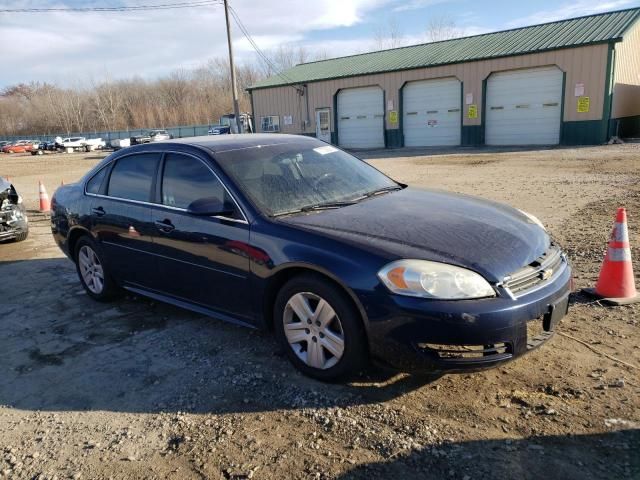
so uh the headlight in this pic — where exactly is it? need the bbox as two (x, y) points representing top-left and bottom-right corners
(378, 260), (495, 300)
(518, 209), (546, 231)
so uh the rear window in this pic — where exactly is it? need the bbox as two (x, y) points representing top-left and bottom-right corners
(107, 153), (159, 202)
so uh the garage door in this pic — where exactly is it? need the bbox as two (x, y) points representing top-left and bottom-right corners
(403, 78), (461, 146)
(337, 86), (384, 149)
(485, 66), (563, 145)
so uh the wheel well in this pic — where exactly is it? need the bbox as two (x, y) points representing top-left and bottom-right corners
(67, 228), (90, 259)
(263, 266), (370, 342)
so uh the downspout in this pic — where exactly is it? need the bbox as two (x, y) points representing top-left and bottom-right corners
(304, 84), (310, 133)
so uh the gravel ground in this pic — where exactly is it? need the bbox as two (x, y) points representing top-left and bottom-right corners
(0, 145), (639, 480)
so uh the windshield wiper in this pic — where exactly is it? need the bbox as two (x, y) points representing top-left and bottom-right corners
(272, 200), (357, 218)
(301, 200), (358, 212)
(363, 185), (403, 198)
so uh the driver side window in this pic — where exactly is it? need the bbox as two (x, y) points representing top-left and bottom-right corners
(161, 153), (239, 218)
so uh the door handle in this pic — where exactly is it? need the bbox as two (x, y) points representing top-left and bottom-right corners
(92, 206), (105, 216)
(155, 219), (175, 233)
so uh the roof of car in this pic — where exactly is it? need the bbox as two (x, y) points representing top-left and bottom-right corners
(163, 134), (318, 153)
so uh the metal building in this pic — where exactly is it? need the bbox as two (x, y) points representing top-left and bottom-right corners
(247, 8), (640, 148)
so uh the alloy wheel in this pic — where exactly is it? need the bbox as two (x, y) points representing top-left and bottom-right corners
(78, 245), (105, 294)
(283, 292), (345, 370)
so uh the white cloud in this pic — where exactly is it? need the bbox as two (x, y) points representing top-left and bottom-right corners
(0, 0), (393, 86)
(392, 0), (456, 13)
(505, 0), (636, 28)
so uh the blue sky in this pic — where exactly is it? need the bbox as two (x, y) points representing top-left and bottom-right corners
(0, 0), (638, 86)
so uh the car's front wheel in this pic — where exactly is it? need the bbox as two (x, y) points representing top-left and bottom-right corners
(74, 236), (119, 301)
(274, 274), (367, 381)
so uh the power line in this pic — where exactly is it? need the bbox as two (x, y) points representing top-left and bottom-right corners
(227, 4), (302, 91)
(0, 1), (222, 13)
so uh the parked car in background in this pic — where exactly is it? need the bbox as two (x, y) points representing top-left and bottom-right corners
(2, 140), (36, 154)
(0, 176), (28, 242)
(208, 113), (254, 135)
(55, 137), (86, 153)
(130, 130), (172, 145)
(84, 138), (107, 151)
(51, 135), (571, 381)
(110, 138), (131, 150)
(55, 137), (106, 153)
(0, 141), (10, 150)
(31, 141), (46, 155)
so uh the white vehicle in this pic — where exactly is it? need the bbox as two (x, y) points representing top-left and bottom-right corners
(56, 136), (105, 153)
(83, 138), (106, 151)
(110, 138), (131, 150)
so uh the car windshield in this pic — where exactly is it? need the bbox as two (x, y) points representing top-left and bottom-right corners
(215, 140), (399, 217)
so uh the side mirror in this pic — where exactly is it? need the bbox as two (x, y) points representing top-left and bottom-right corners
(187, 196), (235, 217)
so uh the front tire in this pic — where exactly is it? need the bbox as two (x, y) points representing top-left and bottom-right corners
(274, 274), (367, 381)
(13, 229), (28, 242)
(74, 236), (120, 301)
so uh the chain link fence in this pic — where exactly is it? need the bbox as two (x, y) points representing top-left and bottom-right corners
(0, 124), (212, 144)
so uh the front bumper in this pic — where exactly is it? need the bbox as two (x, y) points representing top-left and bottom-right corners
(0, 208), (28, 241)
(364, 261), (572, 374)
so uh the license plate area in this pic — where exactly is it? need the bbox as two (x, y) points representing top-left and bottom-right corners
(544, 295), (569, 331)
(526, 295), (568, 350)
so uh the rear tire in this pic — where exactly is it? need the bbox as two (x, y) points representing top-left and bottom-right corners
(74, 236), (120, 301)
(274, 273), (367, 381)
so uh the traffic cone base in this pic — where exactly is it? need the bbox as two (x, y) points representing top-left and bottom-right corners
(582, 287), (640, 306)
(582, 207), (639, 306)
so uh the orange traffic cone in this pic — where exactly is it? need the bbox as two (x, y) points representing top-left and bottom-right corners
(39, 180), (51, 212)
(585, 207), (639, 305)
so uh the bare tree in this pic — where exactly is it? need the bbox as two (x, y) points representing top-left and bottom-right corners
(373, 17), (405, 50)
(425, 15), (465, 42)
(0, 55), (273, 137)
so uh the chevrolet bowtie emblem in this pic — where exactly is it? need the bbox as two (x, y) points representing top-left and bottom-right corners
(540, 269), (553, 281)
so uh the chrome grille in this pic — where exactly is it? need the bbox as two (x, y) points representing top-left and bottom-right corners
(504, 245), (566, 297)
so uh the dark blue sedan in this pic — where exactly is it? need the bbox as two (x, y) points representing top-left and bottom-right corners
(51, 134), (571, 380)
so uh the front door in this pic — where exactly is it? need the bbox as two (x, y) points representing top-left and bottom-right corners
(150, 152), (251, 320)
(316, 109), (331, 143)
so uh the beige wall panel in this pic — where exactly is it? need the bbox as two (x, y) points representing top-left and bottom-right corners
(612, 21), (640, 118)
(251, 44), (610, 133)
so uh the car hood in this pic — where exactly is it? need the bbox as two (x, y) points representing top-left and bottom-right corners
(279, 188), (550, 282)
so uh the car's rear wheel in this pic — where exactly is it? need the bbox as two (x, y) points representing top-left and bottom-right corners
(274, 274), (367, 381)
(74, 236), (119, 301)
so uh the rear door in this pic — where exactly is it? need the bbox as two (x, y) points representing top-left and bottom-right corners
(89, 152), (160, 289)
(150, 152), (251, 319)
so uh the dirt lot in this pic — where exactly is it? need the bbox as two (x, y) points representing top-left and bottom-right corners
(0, 145), (639, 480)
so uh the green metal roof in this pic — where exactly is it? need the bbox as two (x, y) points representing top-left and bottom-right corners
(249, 7), (640, 90)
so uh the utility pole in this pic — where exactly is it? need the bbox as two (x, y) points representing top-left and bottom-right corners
(223, 0), (242, 133)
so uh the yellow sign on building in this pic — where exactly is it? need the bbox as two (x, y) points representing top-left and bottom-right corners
(577, 96), (590, 113)
(389, 110), (398, 124)
(468, 104), (478, 119)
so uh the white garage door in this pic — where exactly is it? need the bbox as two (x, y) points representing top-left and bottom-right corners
(486, 66), (563, 145)
(337, 86), (384, 149)
(403, 78), (461, 146)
